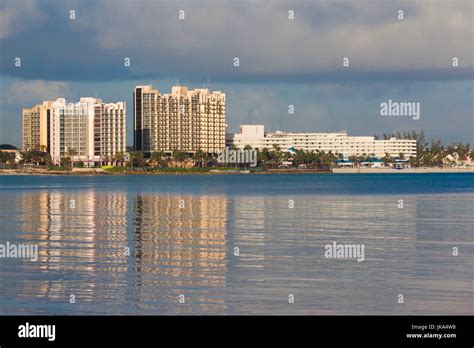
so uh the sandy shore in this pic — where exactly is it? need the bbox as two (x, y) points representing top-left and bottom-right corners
(333, 167), (474, 174)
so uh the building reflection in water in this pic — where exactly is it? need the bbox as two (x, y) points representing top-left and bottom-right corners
(18, 190), (128, 309)
(133, 194), (228, 313)
(9, 189), (470, 315)
(16, 191), (228, 313)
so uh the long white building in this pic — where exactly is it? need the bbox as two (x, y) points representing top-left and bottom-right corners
(227, 125), (417, 158)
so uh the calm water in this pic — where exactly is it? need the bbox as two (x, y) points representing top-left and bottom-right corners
(0, 173), (473, 315)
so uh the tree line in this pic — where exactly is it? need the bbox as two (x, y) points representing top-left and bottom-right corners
(2, 130), (472, 168)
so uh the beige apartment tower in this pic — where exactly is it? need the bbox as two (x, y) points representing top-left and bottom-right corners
(22, 101), (53, 152)
(133, 85), (226, 154)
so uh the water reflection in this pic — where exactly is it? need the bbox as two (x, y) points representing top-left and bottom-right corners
(0, 186), (471, 315)
(18, 191), (129, 310)
(132, 194), (228, 313)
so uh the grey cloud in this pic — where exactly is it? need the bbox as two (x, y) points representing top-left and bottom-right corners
(0, 0), (472, 82)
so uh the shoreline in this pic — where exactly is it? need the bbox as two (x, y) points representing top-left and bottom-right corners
(1, 167), (473, 176)
(332, 167), (474, 174)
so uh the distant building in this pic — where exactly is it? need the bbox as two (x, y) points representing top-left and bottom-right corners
(133, 85), (226, 154)
(23, 98), (126, 165)
(444, 152), (473, 167)
(443, 152), (459, 164)
(0, 144), (21, 164)
(227, 125), (417, 158)
(225, 125), (265, 149)
(0, 144), (19, 152)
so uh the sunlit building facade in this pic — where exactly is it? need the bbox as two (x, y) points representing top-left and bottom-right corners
(23, 98), (126, 165)
(22, 101), (53, 151)
(134, 85), (226, 154)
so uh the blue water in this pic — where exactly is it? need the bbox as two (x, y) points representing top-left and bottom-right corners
(0, 173), (473, 315)
(0, 173), (472, 195)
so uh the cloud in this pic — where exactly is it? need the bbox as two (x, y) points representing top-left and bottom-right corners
(0, 0), (44, 39)
(0, 0), (471, 82)
(225, 85), (330, 133)
(0, 1), (472, 146)
(81, 0), (474, 74)
(5, 79), (69, 106)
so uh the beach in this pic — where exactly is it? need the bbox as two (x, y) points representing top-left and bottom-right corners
(333, 167), (474, 174)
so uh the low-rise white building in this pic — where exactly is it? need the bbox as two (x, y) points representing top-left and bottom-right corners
(227, 125), (417, 158)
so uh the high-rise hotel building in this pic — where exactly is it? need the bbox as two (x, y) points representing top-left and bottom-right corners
(22, 98), (126, 165)
(22, 101), (53, 152)
(133, 85), (226, 154)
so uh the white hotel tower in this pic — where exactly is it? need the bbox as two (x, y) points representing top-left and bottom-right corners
(23, 98), (126, 165)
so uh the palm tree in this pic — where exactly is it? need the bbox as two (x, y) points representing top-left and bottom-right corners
(128, 151), (136, 168)
(321, 151), (337, 166)
(382, 152), (392, 166)
(349, 155), (358, 167)
(129, 151), (144, 168)
(61, 157), (71, 168)
(43, 154), (52, 166)
(0, 152), (15, 165)
(66, 148), (77, 168)
(192, 150), (206, 167)
(269, 144), (283, 166)
(114, 152), (124, 166)
(172, 150), (187, 162)
(293, 149), (306, 167)
(20, 151), (29, 164)
(151, 151), (165, 166)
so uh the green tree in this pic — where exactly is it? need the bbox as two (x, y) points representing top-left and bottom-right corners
(60, 157), (71, 168)
(349, 155), (358, 166)
(0, 152), (15, 165)
(293, 149), (306, 167)
(271, 144), (283, 166)
(128, 151), (144, 168)
(43, 153), (52, 166)
(151, 151), (165, 166)
(382, 153), (392, 165)
(172, 150), (187, 162)
(66, 148), (77, 168)
(31, 150), (42, 165)
(192, 150), (206, 167)
(114, 152), (124, 165)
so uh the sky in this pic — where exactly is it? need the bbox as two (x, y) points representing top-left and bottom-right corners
(0, 0), (472, 147)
